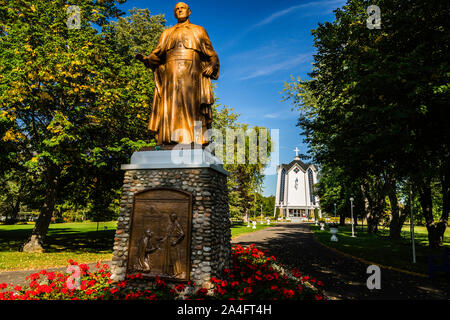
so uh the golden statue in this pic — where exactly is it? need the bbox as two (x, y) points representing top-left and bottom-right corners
(136, 2), (220, 145)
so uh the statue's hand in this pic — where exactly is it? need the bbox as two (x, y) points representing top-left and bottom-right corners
(202, 65), (214, 77)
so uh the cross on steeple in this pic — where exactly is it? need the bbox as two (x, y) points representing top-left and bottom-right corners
(294, 147), (300, 158)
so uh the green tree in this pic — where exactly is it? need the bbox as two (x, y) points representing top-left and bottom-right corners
(283, 0), (449, 245)
(211, 96), (272, 221)
(0, 1), (165, 252)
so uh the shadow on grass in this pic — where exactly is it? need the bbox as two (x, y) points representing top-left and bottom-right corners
(311, 225), (450, 283)
(0, 228), (116, 253)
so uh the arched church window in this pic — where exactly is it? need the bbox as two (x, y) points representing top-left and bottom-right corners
(280, 168), (286, 202)
(308, 168), (315, 205)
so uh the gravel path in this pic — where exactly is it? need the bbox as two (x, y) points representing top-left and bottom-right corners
(232, 223), (449, 300)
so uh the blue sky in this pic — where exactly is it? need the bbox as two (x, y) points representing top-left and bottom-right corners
(116, 0), (346, 196)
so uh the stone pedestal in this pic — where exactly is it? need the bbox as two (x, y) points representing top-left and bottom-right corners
(110, 149), (231, 289)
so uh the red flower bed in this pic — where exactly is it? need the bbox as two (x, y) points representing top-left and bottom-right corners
(0, 244), (325, 300)
(201, 244), (325, 300)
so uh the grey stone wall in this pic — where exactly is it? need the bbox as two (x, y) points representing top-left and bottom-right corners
(110, 167), (231, 289)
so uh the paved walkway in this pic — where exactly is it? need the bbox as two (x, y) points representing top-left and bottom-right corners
(232, 223), (449, 300)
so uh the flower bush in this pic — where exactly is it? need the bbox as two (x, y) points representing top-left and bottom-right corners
(0, 244), (325, 300)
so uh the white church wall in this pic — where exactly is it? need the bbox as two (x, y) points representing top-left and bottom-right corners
(286, 165), (307, 207)
(305, 166), (319, 208)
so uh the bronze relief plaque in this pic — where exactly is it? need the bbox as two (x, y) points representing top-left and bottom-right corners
(127, 188), (192, 281)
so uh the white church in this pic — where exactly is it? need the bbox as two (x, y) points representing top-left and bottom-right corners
(274, 148), (321, 222)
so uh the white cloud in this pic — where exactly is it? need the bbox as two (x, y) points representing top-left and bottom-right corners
(250, 0), (346, 29)
(239, 53), (311, 80)
(264, 113), (280, 119)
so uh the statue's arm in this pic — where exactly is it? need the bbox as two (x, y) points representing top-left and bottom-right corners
(199, 28), (220, 80)
(135, 30), (167, 71)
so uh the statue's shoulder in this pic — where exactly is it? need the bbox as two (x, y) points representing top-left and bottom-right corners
(189, 23), (208, 34)
(161, 26), (174, 36)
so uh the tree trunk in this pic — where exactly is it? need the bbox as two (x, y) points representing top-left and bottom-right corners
(367, 214), (379, 233)
(360, 181), (383, 234)
(22, 165), (59, 253)
(339, 212), (345, 226)
(441, 169), (450, 240)
(386, 175), (406, 239)
(5, 196), (21, 224)
(417, 178), (446, 248)
(243, 208), (249, 222)
(361, 185), (370, 231)
(353, 211), (358, 226)
(424, 171), (450, 248)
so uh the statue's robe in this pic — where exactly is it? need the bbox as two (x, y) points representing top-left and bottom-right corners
(162, 219), (185, 277)
(143, 22), (220, 145)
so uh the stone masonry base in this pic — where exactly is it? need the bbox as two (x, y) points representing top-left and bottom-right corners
(110, 167), (231, 290)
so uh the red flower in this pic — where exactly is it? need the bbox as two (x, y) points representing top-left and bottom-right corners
(196, 288), (208, 295)
(46, 272), (55, 281)
(175, 283), (185, 292)
(283, 289), (294, 298)
(85, 289), (95, 295)
(68, 259), (78, 265)
(264, 275), (274, 281)
(243, 287), (253, 295)
(154, 276), (166, 287)
(315, 294), (324, 300)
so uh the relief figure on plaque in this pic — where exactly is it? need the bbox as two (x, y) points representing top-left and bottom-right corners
(134, 229), (159, 272)
(161, 213), (185, 277)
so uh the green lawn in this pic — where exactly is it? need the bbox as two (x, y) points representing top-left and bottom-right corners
(0, 220), (274, 271)
(0, 221), (117, 271)
(230, 222), (274, 239)
(311, 223), (450, 277)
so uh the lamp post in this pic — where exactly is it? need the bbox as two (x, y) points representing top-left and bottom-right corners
(410, 185), (416, 263)
(350, 197), (355, 237)
(260, 204), (263, 224)
(334, 203), (337, 218)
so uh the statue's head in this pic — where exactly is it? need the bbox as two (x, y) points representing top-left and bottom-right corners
(170, 213), (178, 222)
(174, 2), (191, 22)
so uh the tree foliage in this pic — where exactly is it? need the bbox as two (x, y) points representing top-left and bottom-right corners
(283, 0), (449, 246)
(0, 1), (165, 251)
(211, 95), (272, 221)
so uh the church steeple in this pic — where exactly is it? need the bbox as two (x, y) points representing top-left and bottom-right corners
(293, 147), (300, 160)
